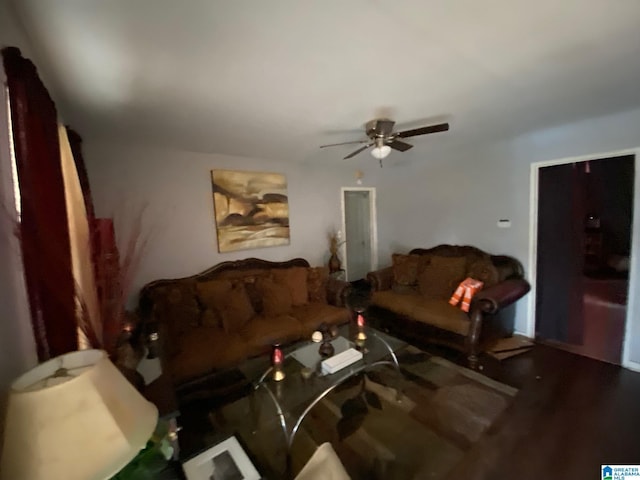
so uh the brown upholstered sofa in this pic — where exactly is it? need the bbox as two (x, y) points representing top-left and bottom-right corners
(366, 245), (530, 366)
(139, 258), (351, 387)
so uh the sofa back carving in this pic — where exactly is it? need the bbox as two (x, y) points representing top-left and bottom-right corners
(409, 245), (524, 283)
(139, 258), (310, 317)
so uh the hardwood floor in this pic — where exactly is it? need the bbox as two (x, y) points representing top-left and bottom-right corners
(419, 342), (640, 480)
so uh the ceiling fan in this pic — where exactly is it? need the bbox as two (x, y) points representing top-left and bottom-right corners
(320, 118), (449, 164)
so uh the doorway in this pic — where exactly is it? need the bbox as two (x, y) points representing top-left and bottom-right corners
(341, 187), (378, 281)
(535, 155), (634, 364)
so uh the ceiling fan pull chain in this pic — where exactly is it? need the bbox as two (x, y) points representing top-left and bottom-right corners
(379, 158), (383, 168)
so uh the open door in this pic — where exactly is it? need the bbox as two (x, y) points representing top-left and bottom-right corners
(342, 188), (377, 281)
(535, 155), (633, 364)
(536, 163), (585, 343)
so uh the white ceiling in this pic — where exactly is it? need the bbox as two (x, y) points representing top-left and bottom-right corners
(10, 0), (640, 163)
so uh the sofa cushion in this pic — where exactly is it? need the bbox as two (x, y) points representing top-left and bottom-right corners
(371, 291), (470, 336)
(307, 266), (329, 304)
(371, 290), (420, 316)
(170, 327), (249, 384)
(239, 273), (269, 313)
(240, 314), (303, 355)
(272, 267), (309, 306)
(467, 258), (500, 288)
(257, 277), (293, 316)
(152, 281), (201, 337)
(392, 283), (418, 294)
(417, 255), (467, 300)
(200, 308), (220, 328)
(218, 282), (256, 333)
(197, 279), (232, 312)
(392, 253), (422, 286)
(291, 303), (351, 335)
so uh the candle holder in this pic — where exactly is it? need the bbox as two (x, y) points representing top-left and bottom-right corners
(318, 323), (335, 358)
(355, 313), (367, 347)
(271, 344), (285, 382)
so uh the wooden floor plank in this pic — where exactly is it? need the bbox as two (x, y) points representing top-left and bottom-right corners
(431, 344), (640, 480)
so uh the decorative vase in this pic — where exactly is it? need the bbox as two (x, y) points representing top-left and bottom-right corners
(328, 253), (342, 274)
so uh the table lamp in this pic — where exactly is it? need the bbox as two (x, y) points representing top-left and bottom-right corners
(0, 349), (158, 480)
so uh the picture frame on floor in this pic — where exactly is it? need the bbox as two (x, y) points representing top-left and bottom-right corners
(182, 434), (261, 480)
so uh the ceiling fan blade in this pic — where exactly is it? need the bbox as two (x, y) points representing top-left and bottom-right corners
(320, 139), (369, 148)
(344, 143), (373, 159)
(397, 122), (450, 138)
(388, 139), (413, 152)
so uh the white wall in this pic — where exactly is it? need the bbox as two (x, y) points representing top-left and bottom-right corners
(83, 140), (373, 307)
(0, 0), (39, 442)
(381, 107), (640, 366)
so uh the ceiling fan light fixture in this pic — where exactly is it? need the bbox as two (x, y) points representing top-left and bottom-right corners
(371, 145), (391, 160)
(319, 118), (449, 160)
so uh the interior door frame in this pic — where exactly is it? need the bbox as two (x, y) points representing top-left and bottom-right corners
(527, 147), (640, 372)
(340, 187), (378, 281)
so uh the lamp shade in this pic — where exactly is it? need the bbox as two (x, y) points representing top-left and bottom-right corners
(370, 145), (391, 160)
(0, 349), (158, 480)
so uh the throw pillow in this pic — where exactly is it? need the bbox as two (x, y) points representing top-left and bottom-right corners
(417, 255), (467, 300)
(272, 267), (309, 306)
(241, 274), (268, 313)
(153, 281), (201, 336)
(200, 308), (220, 328)
(196, 279), (233, 310)
(467, 258), (500, 288)
(307, 266), (329, 303)
(392, 254), (422, 286)
(256, 277), (293, 316)
(217, 282), (255, 333)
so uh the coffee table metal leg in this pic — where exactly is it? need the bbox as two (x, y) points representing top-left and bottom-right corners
(249, 386), (259, 435)
(261, 384), (289, 444)
(369, 332), (405, 401)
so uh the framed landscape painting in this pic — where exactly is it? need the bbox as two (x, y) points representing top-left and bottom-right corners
(211, 169), (290, 253)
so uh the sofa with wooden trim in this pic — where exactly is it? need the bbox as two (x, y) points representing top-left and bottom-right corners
(139, 258), (351, 387)
(366, 245), (530, 366)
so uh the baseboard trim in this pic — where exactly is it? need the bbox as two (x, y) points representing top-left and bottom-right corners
(623, 360), (640, 373)
(513, 329), (533, 339)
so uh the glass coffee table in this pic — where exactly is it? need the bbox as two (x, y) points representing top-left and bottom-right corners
(240, 323), (407, 451)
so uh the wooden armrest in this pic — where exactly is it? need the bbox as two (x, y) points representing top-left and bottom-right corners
(366, 266), (394, 291)
(474, 278), (531, 314)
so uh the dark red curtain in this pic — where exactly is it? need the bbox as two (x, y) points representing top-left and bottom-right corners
(2, 47), (78, 360)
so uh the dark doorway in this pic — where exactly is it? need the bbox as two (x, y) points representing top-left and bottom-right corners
(536, 155), (634, 364)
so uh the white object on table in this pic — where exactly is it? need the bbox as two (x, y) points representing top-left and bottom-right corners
(321, 348), (363, 375)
